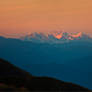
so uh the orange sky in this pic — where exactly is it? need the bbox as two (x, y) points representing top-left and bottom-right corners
(0, 0), (92, 38)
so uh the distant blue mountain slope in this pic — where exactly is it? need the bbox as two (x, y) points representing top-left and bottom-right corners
(0, 36), (92, 89)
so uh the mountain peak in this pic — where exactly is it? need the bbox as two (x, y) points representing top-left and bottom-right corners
(71, 32), (82, 38)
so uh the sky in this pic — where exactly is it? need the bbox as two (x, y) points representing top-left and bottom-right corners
(0, 0), (92, 38)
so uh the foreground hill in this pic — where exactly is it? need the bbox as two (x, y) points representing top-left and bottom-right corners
(0, 59), (91, 91)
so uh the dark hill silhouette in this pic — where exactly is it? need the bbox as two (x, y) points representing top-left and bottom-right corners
(0, 59), (91, 92)
(0, 59), (32, 88)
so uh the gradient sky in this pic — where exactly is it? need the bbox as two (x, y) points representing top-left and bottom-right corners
(0, 0), (92, 38)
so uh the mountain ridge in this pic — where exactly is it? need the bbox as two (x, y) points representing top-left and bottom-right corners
(0, 59), (90, 91)
(20, 31), (92, 43)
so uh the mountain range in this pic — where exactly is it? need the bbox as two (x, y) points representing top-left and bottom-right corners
(0, 32), (92, 90)
(20, 31), (92, 43)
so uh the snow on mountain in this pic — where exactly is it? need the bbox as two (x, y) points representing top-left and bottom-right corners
(20, 31), (92, 43)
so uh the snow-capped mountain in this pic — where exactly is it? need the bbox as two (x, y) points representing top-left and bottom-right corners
(20, 31), (92, 43)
